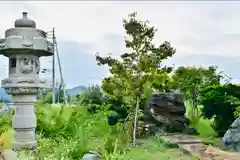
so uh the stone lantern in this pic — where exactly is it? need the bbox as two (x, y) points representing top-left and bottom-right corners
(0, 12), (54, 149)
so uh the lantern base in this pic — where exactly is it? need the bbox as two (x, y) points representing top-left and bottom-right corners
(12, 140), (37, 150)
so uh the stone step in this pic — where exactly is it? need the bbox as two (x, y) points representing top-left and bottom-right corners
(162, 135), (240, 160)
(174, 140), (203, 144)
(163, 135), (203, 144)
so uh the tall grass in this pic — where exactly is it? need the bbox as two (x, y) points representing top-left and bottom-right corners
(0, 104), (130, 159)
(185, 101), (217, 137)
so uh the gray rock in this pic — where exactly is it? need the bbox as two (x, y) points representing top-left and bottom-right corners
(223, 117), (240, 151)
(1, 149), (17, 160)
(144, 92), (189, 133)
(82, 151), (100, 160)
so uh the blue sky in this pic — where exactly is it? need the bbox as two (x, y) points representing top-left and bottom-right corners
(1, 1), (240, 88)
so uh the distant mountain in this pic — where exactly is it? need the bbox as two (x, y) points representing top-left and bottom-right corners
(66, 85), (87, 97)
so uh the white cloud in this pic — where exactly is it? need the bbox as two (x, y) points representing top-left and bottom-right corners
(1, 1), (240, 57)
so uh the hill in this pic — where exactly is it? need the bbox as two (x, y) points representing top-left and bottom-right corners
(66, 85), (87, 97)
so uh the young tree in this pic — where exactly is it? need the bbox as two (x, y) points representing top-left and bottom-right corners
(96, 12), (175, 146)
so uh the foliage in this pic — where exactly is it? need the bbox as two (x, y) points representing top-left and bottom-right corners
(70, 85), (128, 126)
(96, 12), (175, 146)
(0, 129), (13, 152)
(0, 110), (12, 135)
(75, 85), (104, 105)
(151, 72), (172, 92)
(41, 92), (53, 104)
(199, 83), (240, 136)
(171, 66), (224, 108)
(73, 85), (107, 113)
(170, 66), (227, 138)
(234, 105), (240, 118)
(105, 98), (128, 123)
(0, 104), (130, 159)
(0, 108), (13, 152)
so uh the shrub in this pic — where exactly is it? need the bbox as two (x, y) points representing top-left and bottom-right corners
(72, 85), (128, 125)
(199, 84), (240, 136)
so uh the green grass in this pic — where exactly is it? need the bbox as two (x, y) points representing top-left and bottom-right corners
(122, 137), (196, 160)
(185, 101), (217, 137)
(184, 101), (224, 149)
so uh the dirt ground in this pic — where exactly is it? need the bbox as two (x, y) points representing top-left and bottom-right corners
(163, 134), (240, 160)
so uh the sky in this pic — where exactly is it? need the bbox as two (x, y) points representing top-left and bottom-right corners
(1, 1), (240, 88)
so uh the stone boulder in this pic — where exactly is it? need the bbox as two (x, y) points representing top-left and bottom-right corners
(0, 150), (17, 160)
(144, 92), (189, 133)
(82, 151), (100, 160)
(223, 117), (240, 151)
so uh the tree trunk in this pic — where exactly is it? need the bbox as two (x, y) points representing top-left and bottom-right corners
(132, 96), (140, 147)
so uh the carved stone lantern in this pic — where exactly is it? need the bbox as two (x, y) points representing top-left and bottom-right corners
(0, 12), (54, 149)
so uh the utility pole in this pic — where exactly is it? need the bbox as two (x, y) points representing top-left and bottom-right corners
(47, 27), (68, 106)
(55, 36), (68, 105)
(52, 28), (56, 104)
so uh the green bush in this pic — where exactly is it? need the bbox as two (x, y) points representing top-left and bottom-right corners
(199, 84), (240, 136)
(72, 85), (128, 125)
(152, 134), (179, 149)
